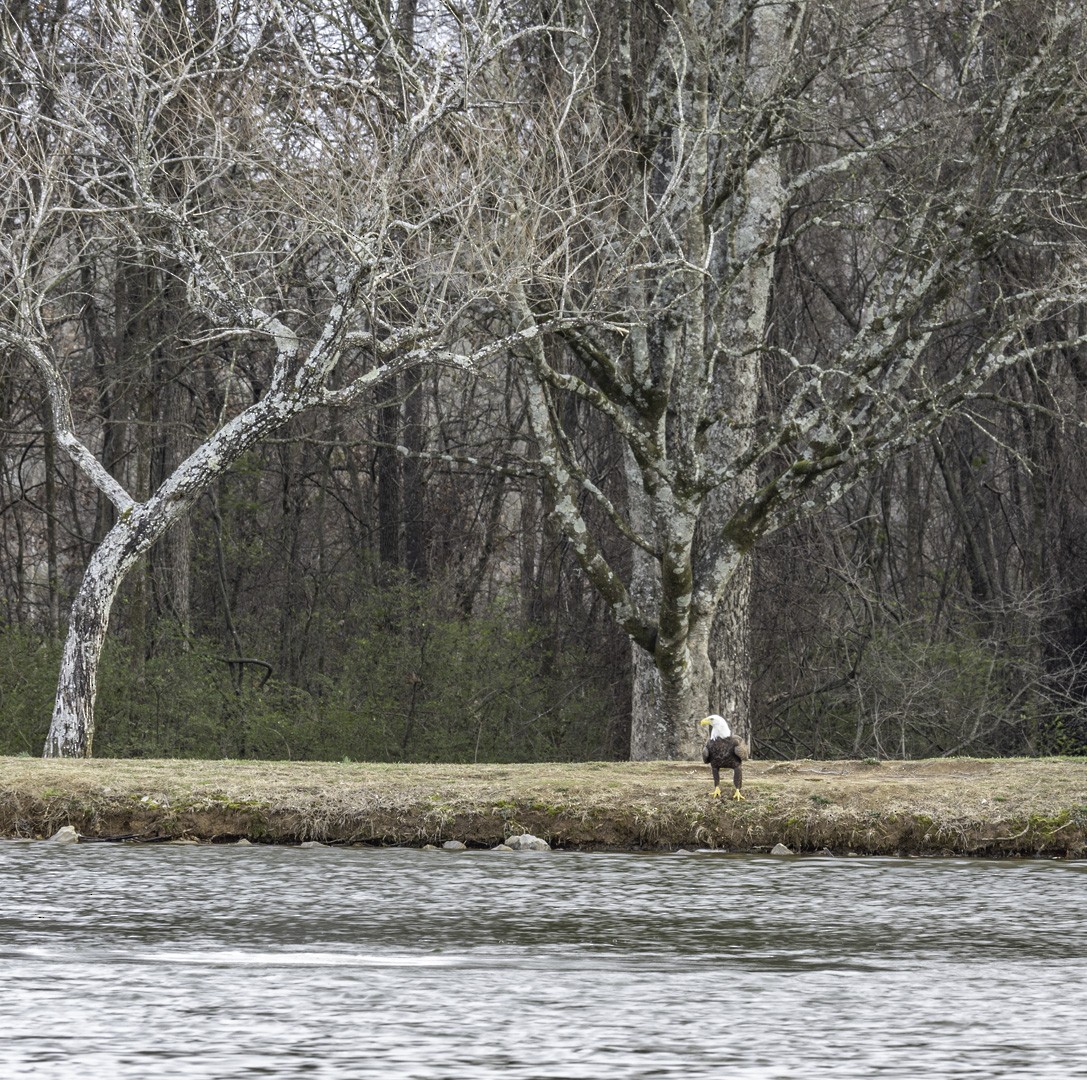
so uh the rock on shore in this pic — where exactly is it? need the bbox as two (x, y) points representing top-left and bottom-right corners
(504, 833), (551, 851)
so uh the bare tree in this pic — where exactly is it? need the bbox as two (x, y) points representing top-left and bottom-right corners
(459, 0), (1087, 757)
(0, 0), (538, 756)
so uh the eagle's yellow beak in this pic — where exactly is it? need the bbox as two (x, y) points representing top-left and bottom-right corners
(699, 717), (712, 727)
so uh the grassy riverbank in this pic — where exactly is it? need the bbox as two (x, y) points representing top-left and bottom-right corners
(2, 755), (1086, 856)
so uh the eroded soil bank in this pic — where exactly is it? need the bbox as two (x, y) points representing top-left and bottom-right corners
(2, 756), (1086, 856)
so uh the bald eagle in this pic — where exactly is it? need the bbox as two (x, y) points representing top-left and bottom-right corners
(699, 714), (750, 801)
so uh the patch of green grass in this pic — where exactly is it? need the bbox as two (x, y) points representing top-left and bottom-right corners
(209, 796), (262, 811)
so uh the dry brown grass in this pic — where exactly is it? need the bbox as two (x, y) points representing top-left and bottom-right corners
(2, 755), (1086, 855)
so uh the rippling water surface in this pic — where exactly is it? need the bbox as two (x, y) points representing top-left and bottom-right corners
(2, 841), (1085, 1078)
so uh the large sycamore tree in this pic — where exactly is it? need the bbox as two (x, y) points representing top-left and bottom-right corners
(455, 0), (1087, 757)
(0, 0), (536, 756)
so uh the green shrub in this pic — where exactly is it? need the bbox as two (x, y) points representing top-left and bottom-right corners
(0, 628), (61, 754)
(304, 578), (609, 762)
(1, 578), (612, 762)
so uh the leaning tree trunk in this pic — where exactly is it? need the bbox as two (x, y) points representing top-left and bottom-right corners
(45, 518), (146, 757)
(42, 391), (310, 756)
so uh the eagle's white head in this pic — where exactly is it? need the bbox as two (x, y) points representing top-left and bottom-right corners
(699, 714), (731, 739)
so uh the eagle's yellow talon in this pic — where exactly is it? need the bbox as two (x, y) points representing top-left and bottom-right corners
(712, 786), (721, 799)
(732, 789), (745, 801)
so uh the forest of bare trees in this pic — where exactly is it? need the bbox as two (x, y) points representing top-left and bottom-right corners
(3, 0), (1087, 762)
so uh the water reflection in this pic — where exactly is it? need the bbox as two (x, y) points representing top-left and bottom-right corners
(1, 843), (1084, 1078)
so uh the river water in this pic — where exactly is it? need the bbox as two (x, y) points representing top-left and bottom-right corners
(1, 842), (1085, 1078)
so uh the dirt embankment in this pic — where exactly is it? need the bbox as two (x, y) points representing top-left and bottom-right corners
(2, 756), (1086, 856)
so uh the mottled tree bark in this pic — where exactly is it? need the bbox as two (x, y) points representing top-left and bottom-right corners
(45, 519), (143, 757)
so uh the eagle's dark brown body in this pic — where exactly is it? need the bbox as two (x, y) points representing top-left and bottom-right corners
(701, 729), (750, 799)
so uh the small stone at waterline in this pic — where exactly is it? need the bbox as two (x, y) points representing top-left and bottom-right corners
(442, 840), (467, 850)
(235, 838), (252, 846)
(492, 843), (514, 851)
(770, 843), (794, 855)
(300, 841), (328, 848)
(48, 826), (79, 844)
(505, 833), (551, 851)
